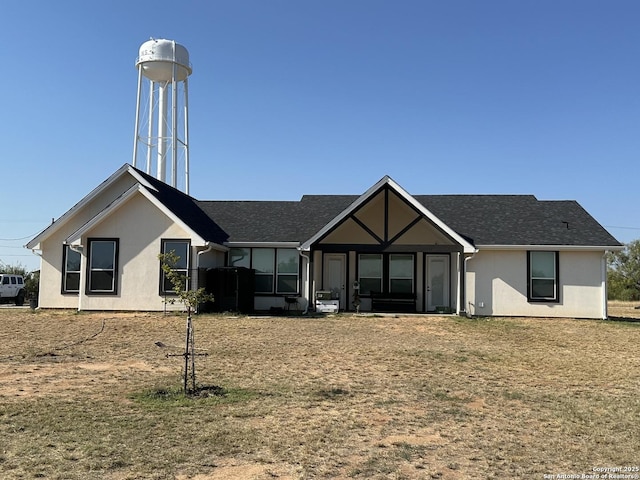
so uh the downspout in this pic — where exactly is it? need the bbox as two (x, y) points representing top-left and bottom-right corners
(195, 242), (213, 314)
(68, 244), (84, 312)
(299, 250), (311, 314)
(196, 242), (213, 290)
(29, 248), (43, 309)
(601, 251), (608, 320)
(463, 250), (477, 318)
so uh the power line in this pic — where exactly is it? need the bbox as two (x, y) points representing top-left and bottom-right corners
(0, 231), (42, 241)
(604, 225), (640, 231)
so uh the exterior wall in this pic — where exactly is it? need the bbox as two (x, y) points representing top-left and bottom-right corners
(39, 234), (82, 309)
(78, 193), (192, 311)
(40, 189), (209, 311)
(466, 249), (606, 319)
(38, 175), (140, 309)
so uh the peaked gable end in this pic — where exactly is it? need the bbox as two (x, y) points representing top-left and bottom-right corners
(300, 176), (475, 253)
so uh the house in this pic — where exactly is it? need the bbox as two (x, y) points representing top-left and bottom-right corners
(27, 163), (622, 318)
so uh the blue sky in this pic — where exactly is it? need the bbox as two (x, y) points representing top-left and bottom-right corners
(1, 0), (639, 272)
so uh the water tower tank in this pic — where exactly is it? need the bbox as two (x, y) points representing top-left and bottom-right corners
(136, 38), (192, 82)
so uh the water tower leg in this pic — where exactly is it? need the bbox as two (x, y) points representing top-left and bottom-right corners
(132, 68), (143, 169)
(146, 81), (155, 175)
(171, 64), (179, 189)
(157, 82), (168, 183)
(184, 78), (190, 195)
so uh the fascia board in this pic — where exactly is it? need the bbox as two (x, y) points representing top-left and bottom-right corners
(136, 187), (207, 246)
(225, 242), (301, 249)
(299, 177), (390, 251)
(300, 175), (476, 254)
(477, 244), (625, 252)
(127, 166), (159, 192)
(26, 163), (133, 249)
(201, 243), (229, 252)
(65, 184), (142, 244)
(384, 177), (476, 253)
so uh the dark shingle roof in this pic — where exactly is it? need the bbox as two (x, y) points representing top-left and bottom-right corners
(416, 195), (620, 246)
(134, 167), (620, 247)
(133, 168), (229, 244)
(196, 194), (620, 247)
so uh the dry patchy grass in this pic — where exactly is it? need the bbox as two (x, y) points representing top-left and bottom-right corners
(0, 304), (639, 479)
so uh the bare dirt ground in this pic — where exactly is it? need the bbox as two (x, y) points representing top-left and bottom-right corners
(0, 303), (639, 479)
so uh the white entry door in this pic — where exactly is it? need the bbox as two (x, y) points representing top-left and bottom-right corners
(323, 254), (346, 310)
(426, 255), (450, 312)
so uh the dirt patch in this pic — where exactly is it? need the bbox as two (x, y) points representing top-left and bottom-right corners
(175, 460), (300, 480)
(0, 305), (638, 479)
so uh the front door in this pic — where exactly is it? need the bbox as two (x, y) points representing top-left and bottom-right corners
(323, 253), (346, 310)
(426, 255), (450, 312)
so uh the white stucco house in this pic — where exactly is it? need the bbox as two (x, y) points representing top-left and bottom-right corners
(27, 164), (622, 318)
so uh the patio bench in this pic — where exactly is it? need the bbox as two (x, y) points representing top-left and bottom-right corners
(371, 292), (416, 313)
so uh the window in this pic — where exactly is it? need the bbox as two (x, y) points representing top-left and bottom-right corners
(62, 245), (81, 293)
(389, 254), (414, 293)
(229, 247), (250, 268)
(2, 276), (8, 285)
(359, 254), (383, 295)
(528, 251), (559, 302)
(10, 277), (16, 284)
(87, 239), (118, 294)
(277, 249), (299, 294)
(358, 253), (416, 295)
(228, 247), (299, 294)
(160, 240), (190, 294)
(253, 248), (275, 293)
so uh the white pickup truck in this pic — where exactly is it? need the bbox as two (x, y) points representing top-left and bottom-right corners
(0, 274), (26, 306)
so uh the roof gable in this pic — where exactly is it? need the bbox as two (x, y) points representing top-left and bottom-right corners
(27, 164), (229, 250)
(299, 176), (476, 252)
(27, 164), (134, 249)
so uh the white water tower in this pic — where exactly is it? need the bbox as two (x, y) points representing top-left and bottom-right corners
(132, 38), (192, 193)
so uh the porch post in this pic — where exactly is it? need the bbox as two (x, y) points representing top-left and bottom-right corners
(455, 252), (461, 315)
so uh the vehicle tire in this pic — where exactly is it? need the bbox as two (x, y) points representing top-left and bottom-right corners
(15, 291), (25, 306)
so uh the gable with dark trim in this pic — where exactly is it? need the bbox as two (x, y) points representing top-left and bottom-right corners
(314, 184), (459, 252)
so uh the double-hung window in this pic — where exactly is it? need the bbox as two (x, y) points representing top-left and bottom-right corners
(253, 248), (275, 294)
(389, 254), (414, 293)
(160, 240), (190, 294)
(276, 249), (299, 294)
(358, 254), (383, 295)
(229, 247), (250, 268)
(87, 239), (118, 294)
(528, 251), (559, 302)
(62, 245), (81, 293)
